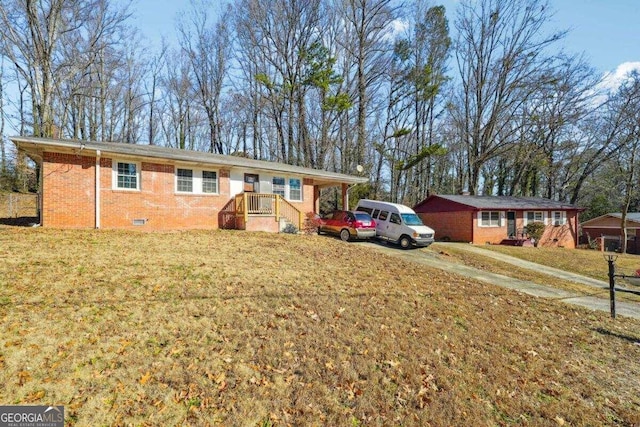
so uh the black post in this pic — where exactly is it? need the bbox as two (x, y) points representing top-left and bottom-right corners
(607, 257), (616, 319)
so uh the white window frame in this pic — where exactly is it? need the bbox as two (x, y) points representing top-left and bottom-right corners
(524, 211), (546, 226)
(175, 167), (219, 195)
(268, 175), (302, 201)
(176, 168), (194, 192)
(272, 176), (286, 197)
(478, 211), (501, 227)
(552, 211), (567, 226)
(112, 160), (140, 191)
(202, 170), (218, 194)
(289, 177), (302, 201)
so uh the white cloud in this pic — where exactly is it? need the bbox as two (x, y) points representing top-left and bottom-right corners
(597, 61), (640, 93)
(382, 18), (409, 42)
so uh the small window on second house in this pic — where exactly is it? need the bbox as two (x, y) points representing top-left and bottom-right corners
(552, 211), (566, 226)
(525, 211), (544, 225)
(177, 168), (193, 192)
(480, 211), (500, 227)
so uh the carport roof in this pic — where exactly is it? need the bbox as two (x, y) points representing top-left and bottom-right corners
(11, 136), (367, 187)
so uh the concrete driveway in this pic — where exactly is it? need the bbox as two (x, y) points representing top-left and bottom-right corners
(360, 241), (640, 320)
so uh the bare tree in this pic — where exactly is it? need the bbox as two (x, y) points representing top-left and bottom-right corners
(608, 72), (640, 253)
(451, 0), (565, 194)
(146, 44), (167, 145)
(337, 0), (397, 171)
(160, 49), (198, 150)
(178, 0), (232, 154)
(0, 0), (131, 138)
(0, 59), (6, 179)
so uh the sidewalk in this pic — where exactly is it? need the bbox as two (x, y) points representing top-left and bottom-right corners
(362, 241), (640, 320)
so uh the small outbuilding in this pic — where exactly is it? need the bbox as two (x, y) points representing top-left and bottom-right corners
(580, 213), (640, 254)
(413, 194), (583, 248)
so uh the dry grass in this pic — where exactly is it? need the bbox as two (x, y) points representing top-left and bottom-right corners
(1, 229), (639, 426)
(471, 244), (640, 283)
(429, 243), (640, 303)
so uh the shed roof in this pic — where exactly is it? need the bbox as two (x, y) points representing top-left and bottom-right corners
(11, 136), (367, 187)
(415, 194), (582, 211)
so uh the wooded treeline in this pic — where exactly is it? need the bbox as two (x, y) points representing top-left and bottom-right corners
(0, 0), (638, 220)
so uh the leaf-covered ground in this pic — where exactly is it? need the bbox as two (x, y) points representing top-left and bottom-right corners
(1, 229), (639, 426)
(429, 243), (640, 303)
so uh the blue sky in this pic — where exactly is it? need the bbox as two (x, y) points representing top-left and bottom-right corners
(132, 0), (639, 78)
(547, 0), (639, 74)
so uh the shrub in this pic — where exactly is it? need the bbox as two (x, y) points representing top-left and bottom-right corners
(281, 222), (298, 234)
(302, 211), (322, 235)
(524, 222), (545, 246)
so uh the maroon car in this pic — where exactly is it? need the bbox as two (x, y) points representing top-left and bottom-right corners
(318, 210), (377, 242)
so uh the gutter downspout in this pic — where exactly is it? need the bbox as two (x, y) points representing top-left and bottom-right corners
(471, 209), (476, 244)
(95, 150), (101, 229)
(575, 210), (579, 248)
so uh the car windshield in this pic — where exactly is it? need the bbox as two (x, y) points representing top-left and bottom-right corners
(401, 213), (424, 226)
(354, 213), (372, 221)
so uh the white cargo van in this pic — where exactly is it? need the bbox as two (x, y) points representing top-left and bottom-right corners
(355, 199), (435, 249)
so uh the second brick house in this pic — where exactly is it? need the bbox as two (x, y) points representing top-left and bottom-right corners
(413, 194), (583, 248)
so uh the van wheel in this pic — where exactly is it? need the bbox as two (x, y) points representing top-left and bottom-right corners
(399, 235), (412, 249)
(340, 229), (351, 242)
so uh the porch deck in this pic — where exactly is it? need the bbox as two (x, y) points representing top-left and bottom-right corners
(220, 192), (303, 232)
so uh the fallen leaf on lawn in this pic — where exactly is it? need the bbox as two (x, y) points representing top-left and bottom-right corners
(139, 371), (151, 385)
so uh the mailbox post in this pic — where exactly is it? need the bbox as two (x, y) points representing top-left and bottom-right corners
(605, 254), (617, 318)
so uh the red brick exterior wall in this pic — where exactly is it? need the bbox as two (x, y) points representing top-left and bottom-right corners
(418, 211), (474, 242)
(473, 218), (509, 245)
(539, 215), (579, 248)
(40, 151), (314, 232)
(42, 152), (96, 228)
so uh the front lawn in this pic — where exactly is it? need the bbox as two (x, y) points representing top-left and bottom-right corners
(1, 229), (639, 425)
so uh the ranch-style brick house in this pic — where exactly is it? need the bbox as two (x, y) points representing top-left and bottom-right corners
(413, 194), (583, 248)
(580, 213), (640, 254)
(11, 136), (366, 232)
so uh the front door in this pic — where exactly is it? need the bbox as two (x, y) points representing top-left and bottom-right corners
(507, 211), (516, 238)
(244, 173), (259, 192)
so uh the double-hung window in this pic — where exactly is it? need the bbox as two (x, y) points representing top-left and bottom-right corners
(175, 168), (219, 194)
(272, 177), (286, 197)
(525, 211), (545, 225)
(114, 161), (139, 190)
(202, 171), (218, 194)
(289, 178), (302, 201)
(177, 168), (193, 192)
(480, 211), (500, 227)
(552, 211), (566, 226)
